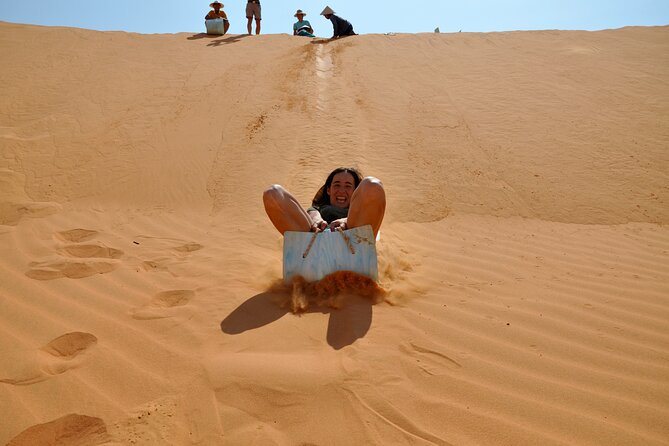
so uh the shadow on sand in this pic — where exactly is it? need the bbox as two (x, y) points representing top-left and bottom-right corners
(220, 290), (373, 350)
(187, 33), (250, 46)
(310, 35), (357, 45)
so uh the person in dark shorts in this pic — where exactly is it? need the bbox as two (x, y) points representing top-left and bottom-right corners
(246, 0), (261, 35)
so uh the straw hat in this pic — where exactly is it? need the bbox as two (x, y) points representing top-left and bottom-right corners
(294, 9), (306, 17)
(209, 1), (223, 7)
(320, 6), (335, 15)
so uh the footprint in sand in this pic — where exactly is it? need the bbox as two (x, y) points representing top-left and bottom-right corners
(26, 259), (119, 280)
(173, 242), (203, 253)
(26, 231), (123, 280)
(0, 332), (98, 386)
(43, 331), (98, 358)
(57, 228), (99, 243)
(130, 290), (195, 320)
(58, 243), (124, 259)
(7, 413), (109, 446)
(132, 236), (204, 275)
(0, 201), (61, 226)
(140, 259), (170, 273)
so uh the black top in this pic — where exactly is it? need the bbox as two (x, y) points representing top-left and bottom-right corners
(307, 204), (349, 223)
(329, 14), (355, 37)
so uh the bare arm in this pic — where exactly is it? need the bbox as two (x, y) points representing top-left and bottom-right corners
(331, 17), (339, 38)
(308, 210), (328, 232)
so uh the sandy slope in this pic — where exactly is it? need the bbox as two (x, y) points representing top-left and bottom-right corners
(0, 21), (668, 445)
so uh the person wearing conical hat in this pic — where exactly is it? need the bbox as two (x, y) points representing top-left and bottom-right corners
(320, 6), (356, 39)
(205, 1), (230, 34)
(293, 9), (315, 38)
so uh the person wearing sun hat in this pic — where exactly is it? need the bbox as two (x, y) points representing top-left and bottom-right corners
(205, 1), (230, 34)
(293, 9), (315, 38)
(320, 5), (356, 39)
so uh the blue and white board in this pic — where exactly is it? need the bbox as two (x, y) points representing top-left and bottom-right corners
(283, 225), (378, 284)
(205, 19), (225, 35)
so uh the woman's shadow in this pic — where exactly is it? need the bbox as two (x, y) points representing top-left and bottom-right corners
(220, 290), (373, 350)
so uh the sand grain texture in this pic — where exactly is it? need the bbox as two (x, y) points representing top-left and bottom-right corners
(1, 22), (668, 445)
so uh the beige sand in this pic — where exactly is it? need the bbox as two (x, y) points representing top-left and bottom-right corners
(1, 22), (668, 445)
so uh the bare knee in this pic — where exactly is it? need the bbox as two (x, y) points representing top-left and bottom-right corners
(361, 176), (383, 188)
(357, 177), (385, 202)
(263, 184), (286, 209)
(349, 177), (385, 236)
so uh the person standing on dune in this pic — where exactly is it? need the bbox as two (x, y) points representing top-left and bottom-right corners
(246, 0), (262, 35)
(320, 6), (356, 39)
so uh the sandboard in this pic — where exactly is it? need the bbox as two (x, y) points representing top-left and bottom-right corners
(283, 225), (378, 284)
(205, 19), (225, 35)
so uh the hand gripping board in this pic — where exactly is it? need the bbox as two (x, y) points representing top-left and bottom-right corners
(283, 225), (378, 284)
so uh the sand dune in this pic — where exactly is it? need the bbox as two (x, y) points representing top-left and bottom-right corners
(1, 21), (668, 445)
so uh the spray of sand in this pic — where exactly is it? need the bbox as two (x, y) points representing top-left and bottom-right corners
(269, 271), (386, 313)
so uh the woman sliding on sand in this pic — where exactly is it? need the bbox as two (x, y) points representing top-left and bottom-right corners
(263, 167), (385, 238)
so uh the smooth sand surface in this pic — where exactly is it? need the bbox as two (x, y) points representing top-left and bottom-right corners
(1, 22), (668, 445)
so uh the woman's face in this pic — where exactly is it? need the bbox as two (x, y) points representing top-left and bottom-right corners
(296, 14), (304, 21)
(327, 171), (356, 208)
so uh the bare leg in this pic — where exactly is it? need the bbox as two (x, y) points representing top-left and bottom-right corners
(255, 19), (261, 35)
(224, 21), (230, 34)
(247, 17), (252, 35)
(263, 185), (312, 234)
(347, 177), (386, 237)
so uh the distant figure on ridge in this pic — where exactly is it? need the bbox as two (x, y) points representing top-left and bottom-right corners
(320, 6), (356, 39)
(263, 167), (385, 238)
(205, 1), (229, 35)
(246, 0), (262, 35)
(293, 9), (315, 38)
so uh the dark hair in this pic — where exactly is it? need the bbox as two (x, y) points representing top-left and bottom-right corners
(311, 167), (363, 207)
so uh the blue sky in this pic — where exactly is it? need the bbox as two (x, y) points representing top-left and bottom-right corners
(1, 1), (668, 36)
